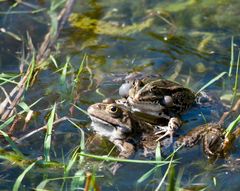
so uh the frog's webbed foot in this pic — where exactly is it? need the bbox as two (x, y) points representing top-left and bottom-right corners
(155, 127), (174, 143)
(155, 117), (182, 143)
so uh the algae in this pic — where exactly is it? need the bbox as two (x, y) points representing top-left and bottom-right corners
(69, 13), (154, 36)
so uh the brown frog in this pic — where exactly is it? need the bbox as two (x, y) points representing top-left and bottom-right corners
(120, 78), (196, 142)
(87, 98), (135, 152)
(175, 122), (240, 158)
(175, 123), (225, 157)
(87, 98), (169, 157)
(175, 98), (240, 157)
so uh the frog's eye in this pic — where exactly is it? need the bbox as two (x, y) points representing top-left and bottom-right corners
(110, 106), (118, 112)
(163, 95), (173, 106)
(106, 104), (122, 117)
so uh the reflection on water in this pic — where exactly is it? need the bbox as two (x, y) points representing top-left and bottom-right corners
(0, 0), (240, 190)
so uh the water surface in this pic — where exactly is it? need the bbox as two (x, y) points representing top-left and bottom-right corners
(0, 0), (240, 190)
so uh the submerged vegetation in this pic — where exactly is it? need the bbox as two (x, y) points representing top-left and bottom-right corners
(0, 0), (239, 190)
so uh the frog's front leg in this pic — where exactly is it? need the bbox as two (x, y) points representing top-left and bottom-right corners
(110, 140), (135, 174)
(155, 117), (182, 142)
(112, 139), (126, 152)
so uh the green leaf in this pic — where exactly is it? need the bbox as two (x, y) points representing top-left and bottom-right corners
(74, 54), (86, 84)
(13, 162), (36, 191)
(228, 36), (234, 77)
(67, 119), (85, 164)
(225, 114), (240, 137)
(155, 156), (174, 191)
(70, 170), (86, 190)
(79, 152), (175, 164)
(0, 115), (15, 130)
(72, 104), (88, 116)
(0, 130), (23, 156)
(44, 103), (56, 162)
(60, 57), (69, 84)
(155, 142), (162, 161)
(232, 49), (240, 102)
(196, 72), (227, 94)
(137, 166), (158, 184)
(18, 102), (30, 112)
(36, 179), (50, 190)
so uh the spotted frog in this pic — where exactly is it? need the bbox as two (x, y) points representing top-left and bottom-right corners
(87, 98), (135, 151)
(119, 78), (196, 141)
(87, 98), (169, 157)
(175, 122), (240, 157)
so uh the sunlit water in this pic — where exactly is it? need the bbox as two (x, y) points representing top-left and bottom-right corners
(0, 0), (240, 190)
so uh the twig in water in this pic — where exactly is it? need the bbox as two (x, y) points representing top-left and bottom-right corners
(15, 116), (69, 144)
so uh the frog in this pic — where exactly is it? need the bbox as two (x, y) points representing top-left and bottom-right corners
(175, 123), (224, 156)
(119, 77), (196, 142)
(175, 122), (240, 158)
(88, 96), (240, 175)
(87, 98), (170, 158)
(87, 98), (135, 152)
(118, 72), (162, 98)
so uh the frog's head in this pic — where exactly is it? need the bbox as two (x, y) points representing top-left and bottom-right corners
(87, 98), (133, 141)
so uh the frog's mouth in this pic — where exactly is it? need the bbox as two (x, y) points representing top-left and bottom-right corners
(89, 115), (130, 140)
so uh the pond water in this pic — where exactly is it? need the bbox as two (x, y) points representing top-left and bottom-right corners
(0, 0), (240, 190)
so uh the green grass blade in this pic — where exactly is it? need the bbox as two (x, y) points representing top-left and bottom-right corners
(196, 72), (227, 94)
(0, 130), (23, 156)
(36, 179), (50, 190)
(28, 97), (44, 108)
(79, 152), (175, 164)
(67, 119), (85, 164)
(67, 119), (85, 151)
(74, 54), (87, 83)
(137, 165), (159, 184)
(26, 54), (36, 90)
(36, 175), (89, 190)
(49, 12), (58, 37)
(73, 104), (88, 116)
(70, 170), (86, 190)
(0, 28), (22, 41)
(60, 57), (69, 84)
(232, 50), (240, 102)
(13, 162), (36, 191)
(225, 114), (240, 137)
(18, 98), (43, 115)
(44, 103), (56, 162)
(50, 0), (66, 11)
(166, 165), (176, 191)
(0, 115), (15, 130)
(228, 36), (234, 77)
(155, 156), (174, 191)
(64, 149), (78, 178)
(0, 75), (20, 85)
(50, 55), (59, 68)
(175, 168), (184, 191)
(155, 142), (162, 161)
(137, 146), (180, 185)
(18, 102), (30, 112)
